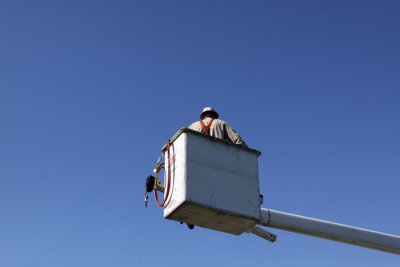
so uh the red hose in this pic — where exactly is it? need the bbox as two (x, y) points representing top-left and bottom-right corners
(154, 140), (172, 208)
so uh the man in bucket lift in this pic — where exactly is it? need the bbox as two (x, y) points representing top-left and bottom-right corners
(178, 107), (248, 230)
(188, 107), (248, 147)
(145, 109), (248, 213)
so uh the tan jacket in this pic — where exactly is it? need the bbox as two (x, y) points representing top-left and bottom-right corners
(188, 117), (248, 147)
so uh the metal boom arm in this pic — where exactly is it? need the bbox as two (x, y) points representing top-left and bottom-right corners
(259, 208), (400, 255)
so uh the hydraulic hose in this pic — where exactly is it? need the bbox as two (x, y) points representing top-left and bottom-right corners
(154, 140), (172, 208)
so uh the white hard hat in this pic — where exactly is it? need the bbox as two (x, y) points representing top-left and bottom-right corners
(200, 107), (219, 119)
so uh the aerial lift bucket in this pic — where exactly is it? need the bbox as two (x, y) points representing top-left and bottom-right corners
(144, 128), (400, 255)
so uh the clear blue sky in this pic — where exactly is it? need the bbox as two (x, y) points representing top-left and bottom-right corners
(1, 0), (399, 266)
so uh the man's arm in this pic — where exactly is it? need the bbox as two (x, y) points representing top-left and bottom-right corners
(224, 122), (248, 148)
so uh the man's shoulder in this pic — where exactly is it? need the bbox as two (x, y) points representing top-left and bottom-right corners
(188, 118), (225, 128)
(213, 119), (226, 125)
(188, 121), (201, 130)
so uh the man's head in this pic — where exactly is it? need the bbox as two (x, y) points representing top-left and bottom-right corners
(200, 107), (219, 119)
